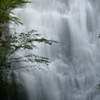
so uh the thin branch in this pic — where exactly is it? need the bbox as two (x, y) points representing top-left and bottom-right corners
(0, 47), (19, 67)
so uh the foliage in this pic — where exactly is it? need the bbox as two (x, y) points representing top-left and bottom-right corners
(0, 0), (57, 99)
(0, 30), (57, 72)
(98, 35), (100, 38)
(0, 76), (20, 100)
(0, 0), (31, 24)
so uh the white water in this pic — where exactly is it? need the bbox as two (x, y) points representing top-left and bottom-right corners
(12, 0), (100, 100)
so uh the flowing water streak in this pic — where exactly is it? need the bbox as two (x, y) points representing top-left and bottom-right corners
(11, 0), (100, 100)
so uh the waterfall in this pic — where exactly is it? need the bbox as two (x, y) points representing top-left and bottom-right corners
(11, 0), (100, 100)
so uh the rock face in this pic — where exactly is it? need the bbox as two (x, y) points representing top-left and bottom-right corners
(0, 23), (9, 37)
(3, 23), (9, 36)
(0, 24), (3, 37)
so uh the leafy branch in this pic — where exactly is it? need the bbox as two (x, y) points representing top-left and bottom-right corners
(0, 0), (31, 24)
(0, 30), (57, 71)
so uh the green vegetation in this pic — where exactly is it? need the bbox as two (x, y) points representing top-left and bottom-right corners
(0, 0), (57, 100)
(0, 30), (57, 71)
(0, 31), (57, 100)
(0, 0), (31, 24)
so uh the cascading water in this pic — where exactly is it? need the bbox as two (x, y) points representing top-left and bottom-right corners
(11, 0), (100, 100)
